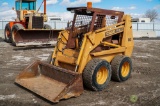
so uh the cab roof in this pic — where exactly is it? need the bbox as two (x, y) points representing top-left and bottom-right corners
(67, 7), (124, 16)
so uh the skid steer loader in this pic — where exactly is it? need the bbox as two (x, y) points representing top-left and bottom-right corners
(15, 2), (134, 103)
(4, 0), (62, 46)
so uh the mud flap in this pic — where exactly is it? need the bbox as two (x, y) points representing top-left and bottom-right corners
(14, 29), (62, 46)
(15, 60), (84, 102)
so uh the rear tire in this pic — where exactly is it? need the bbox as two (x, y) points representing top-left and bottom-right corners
(83, 59), (111, 91)
(44, 24), (52, 29)
(4, 23), (12, 43)
(11, 23), (24, 46)
(111, 55), (132, 82)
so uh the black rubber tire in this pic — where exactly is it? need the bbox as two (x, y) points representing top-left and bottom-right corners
(44, 24), (52, 29)
(11, 23), (24, 46)
(4, 23), (12, 43)
(83, 58), (112, 91)
(111, 55), (132, 82)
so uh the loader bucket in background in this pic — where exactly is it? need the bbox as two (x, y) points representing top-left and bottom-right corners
(15, 61), (84, 103)
(14, 29), (62, 46)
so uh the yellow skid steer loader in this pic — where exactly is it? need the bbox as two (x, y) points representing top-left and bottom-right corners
(15, 2), (134, 103)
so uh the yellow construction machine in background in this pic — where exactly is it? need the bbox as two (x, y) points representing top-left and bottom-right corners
(15, 2), (134, 103)
(4, 0), (61, 46)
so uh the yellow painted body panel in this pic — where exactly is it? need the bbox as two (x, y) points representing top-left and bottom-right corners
(18, 10), (35, 21)
(121, 15), (134, 57)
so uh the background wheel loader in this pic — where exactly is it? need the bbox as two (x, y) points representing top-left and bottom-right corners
(15, 2), (134, 103)
(4, 0), (62, 46)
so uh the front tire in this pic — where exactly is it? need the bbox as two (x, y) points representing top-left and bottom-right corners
(111, 55), (132, 82)
(4, 23), (12, 43)
(11, 23), (24, 46)
(83, 59), (111, 91)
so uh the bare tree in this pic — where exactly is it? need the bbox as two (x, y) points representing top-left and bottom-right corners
(144, 9), (158, 22)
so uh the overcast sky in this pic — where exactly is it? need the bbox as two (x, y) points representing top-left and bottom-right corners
(0, 0), (160, 21)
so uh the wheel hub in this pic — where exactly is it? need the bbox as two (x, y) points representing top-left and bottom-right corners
(121, 62), (130, 77)
(96, 66), (108, 84)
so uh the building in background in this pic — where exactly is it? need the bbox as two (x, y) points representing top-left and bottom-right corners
(48, 16), (63, 22)
(45, 16), (67, 29)
(132, 18), (150, 23)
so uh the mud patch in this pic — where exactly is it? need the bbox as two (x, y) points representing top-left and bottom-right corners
(0, 94), (16, 100)
(12, 56), (31, 62)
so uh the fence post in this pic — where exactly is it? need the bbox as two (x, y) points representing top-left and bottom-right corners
(137, 23), (138, 31)
(0, 21), (1, 30)
(153, 23), (154, 31)
(54, 21), (56, 29)
(2, 20), (3, 30)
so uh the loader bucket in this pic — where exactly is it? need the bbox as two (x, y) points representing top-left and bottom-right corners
(15, 61), (84, 102)
(13, 29), (62, 46)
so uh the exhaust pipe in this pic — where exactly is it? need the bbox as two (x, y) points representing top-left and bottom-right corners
(44, 0), (46, 15)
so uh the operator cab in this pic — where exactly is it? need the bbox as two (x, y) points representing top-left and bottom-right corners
(15, 0), (36, 10)
(66, 3), (124, 49)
